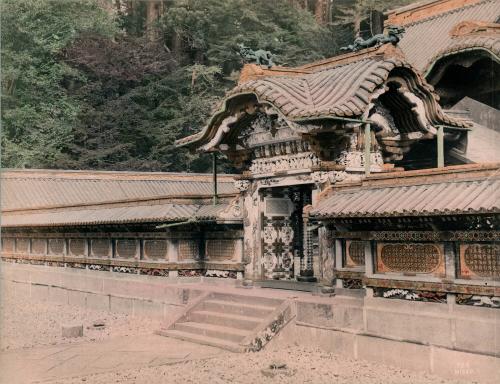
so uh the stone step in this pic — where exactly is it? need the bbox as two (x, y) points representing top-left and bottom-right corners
(174, 321), (249, 343)
(211, 292), (283, 308)
(188, 310), (261, 331)
(202, 299), (275, 318)
(156, 329), (245, 353)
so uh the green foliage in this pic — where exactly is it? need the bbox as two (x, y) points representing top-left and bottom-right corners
(1, 0), (116, 168)
(332, 0), (415, 36)
(2, 0), (378, 173)
(161, 0), (334, 70)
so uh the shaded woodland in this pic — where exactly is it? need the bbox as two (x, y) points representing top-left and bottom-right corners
(1, 0), (413, 172)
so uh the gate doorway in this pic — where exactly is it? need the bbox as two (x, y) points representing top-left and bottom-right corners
(260, 185), (316, 281)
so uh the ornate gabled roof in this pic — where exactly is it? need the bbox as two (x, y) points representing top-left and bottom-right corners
(386, 0), (500, 72)
(425, 21), (500, 75)
(310, 163), (500, 218)
(177, 45), (469, 150)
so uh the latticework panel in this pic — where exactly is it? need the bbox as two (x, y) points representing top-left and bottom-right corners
(69, 239), (86, 256)
(206, 239), (236, 261)
(90, 239), (111, 258)
(1, 238), (15, 253)
(178, 240), (199, 261)
(116, 239), (137, 259)
(460, 244), (499, 279)
(345, 240), (366, 267)
(144, 240), (168, 260)
(16, 238), (30, 253)
(31, 239), (47, 255)
(376, 243), (444, 275)
(48, 239), (65, 255)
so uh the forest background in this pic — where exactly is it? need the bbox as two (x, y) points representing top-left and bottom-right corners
(1, 0), (414, 172)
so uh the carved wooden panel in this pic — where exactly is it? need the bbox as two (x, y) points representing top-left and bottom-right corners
(376, 243), (444, 276)
(91, 239), (111, 258)
(48, 239), (65, 255)
(31, 239), (47, 255)
(16, 238), (30, 253)
(459, 244), (499, 279)
(345, 240), (366, 268)
(115, 239), (138, 259)
(206, 239), (236, 261)
(144, 240), (168, 260)
(178, 240), (199, 261)
(1, 238), (15, 253)
(69, 239), (86, 257)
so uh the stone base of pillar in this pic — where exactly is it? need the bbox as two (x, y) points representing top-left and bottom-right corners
(297, 270), (317, 282)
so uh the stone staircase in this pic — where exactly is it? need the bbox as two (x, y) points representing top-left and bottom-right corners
(156, 292), (292, 352)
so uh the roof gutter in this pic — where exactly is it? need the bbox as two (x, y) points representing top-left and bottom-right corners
(155, 218), (215, 229)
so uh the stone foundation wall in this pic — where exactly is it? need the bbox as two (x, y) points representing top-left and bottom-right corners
(270, 294), (499, 383)
(0, 262), (238, 320)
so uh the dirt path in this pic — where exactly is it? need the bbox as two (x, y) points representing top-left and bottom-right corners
(0, 286), (474, 384)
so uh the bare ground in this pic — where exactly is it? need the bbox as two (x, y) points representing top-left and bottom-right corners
(47, 345), (474, 384)
(0, 289), (160, 351)
(0, 288), (475, 384)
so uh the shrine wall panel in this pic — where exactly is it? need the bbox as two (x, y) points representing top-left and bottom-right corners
(48, 238), (65, 255)
(344, 240), (366, 268)
(178, 240), (200, 261)
(205, 239), (236, 261)
(459, 243), (499, 280)
(115, 239), (138, 259)
(69, 239), (87, 257)
(90, 239), (111, 258)
(376, 242), (445, 277)
(143, 240), (168, 261)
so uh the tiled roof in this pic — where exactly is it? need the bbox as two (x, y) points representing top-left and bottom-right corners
(1, 169), (237, 212)
(177, 46), (469, 148)
(393, 0), (499, 71)
(1, 203), (230, 228)
(311, 164), (500, 218)
(425, 33), (500, 74)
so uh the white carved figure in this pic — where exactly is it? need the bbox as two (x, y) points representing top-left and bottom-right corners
(234, 179), (250, 192)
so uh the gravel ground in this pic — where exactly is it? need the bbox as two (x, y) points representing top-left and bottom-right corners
(0, 290), (161, 351)
(0, 288), (475, 384)
(47, 345), (473, 384)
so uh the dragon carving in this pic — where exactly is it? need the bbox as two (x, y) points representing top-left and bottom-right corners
(238, 43), (275, 68)
(340, 25), (405, 52)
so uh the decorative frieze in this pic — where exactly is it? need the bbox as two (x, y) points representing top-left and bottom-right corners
(456, 294), (500, 308)
(234, 179), (250, 192)
(343, 278), (363, 289)
(374, 288), (447, 303)
(249, 151), (320, 175)
(332, 231), (499, 242)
